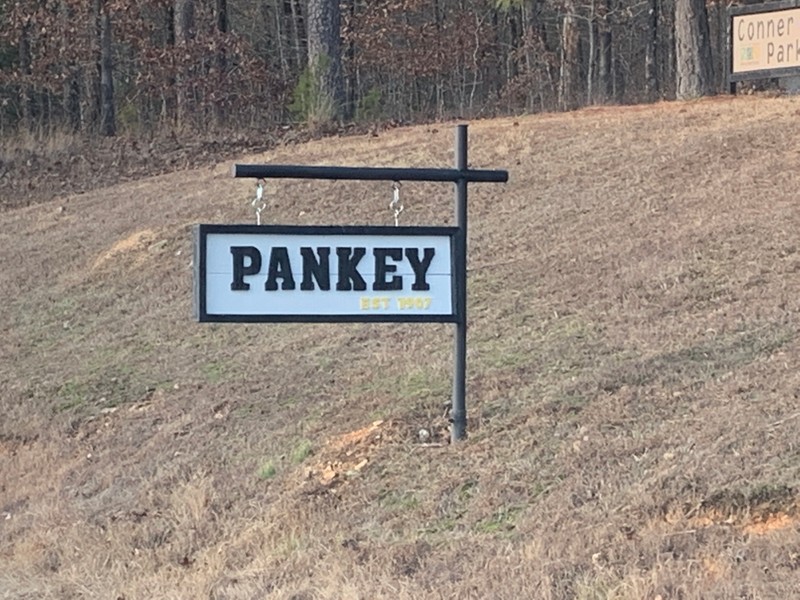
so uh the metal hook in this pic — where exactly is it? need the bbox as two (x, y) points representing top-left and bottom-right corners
(389, 181), (403, 226)
(251, 178), (266, 225)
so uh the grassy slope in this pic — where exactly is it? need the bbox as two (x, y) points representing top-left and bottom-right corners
(1, 96), (800, 599)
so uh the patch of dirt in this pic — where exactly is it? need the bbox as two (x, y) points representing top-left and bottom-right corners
(669, 487), (799, 536)
(92, 229), (157, 271)
(688, 510), (800, 535)
(743, 513), (797, 536)
(301, 420), (398, 489)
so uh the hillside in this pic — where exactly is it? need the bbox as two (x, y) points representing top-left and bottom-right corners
(2, 96), (800, 599)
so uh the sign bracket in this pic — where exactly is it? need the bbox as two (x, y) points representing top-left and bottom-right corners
(206, 125), (508, 442)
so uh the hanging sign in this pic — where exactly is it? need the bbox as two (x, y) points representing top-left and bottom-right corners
(194, 224), (458, 323)
(193, 124), (508, 441)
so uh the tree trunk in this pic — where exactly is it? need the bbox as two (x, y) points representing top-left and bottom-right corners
(587, 0), (596, 105)
(99, 4), (116, 136)
(174, 0), (195, 50)
(597, 0), (614, 103)
(289, 0), (305, 71)
(306, 0), (346, 124)
(558, 3), (580, 111)
(675, 0), (713, 100)
(645, 0), (659, 99)
(174, 0), (196, 128)
(216, 0), (228, 33)
(61, 1), (82, 131)
(18, 18), (34, 132)
(344, 0), (357, 118)
(507, 10), (519, 82)
(63, 72), (82, 132)
(271, 0), (289, 82)
(526, 0), (556, 110)
(215, 0), (229, 126)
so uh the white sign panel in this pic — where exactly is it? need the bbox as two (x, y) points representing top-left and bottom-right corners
(194, 225), (458, 322)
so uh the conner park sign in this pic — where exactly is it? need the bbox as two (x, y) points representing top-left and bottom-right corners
(730, 2), (800, 82)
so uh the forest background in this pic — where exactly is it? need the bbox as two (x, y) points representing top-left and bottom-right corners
(0, 0), (775, 206)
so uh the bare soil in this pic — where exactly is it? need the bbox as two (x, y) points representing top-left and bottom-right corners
(2, 96), (800, 599)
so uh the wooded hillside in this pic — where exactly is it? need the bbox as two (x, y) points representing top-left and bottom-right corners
(0, 0), (746, 137)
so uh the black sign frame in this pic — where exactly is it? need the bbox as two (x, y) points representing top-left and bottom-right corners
(193, 223), (461, 324)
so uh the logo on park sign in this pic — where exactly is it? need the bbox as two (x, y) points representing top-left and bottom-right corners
(193, 224), (458, 323)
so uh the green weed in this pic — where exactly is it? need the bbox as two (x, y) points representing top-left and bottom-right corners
(379, 490), (420, 512)
(201, 362), (227, 383)
(474, 505), (523, 534)
(257, 461), (277, 480)
(290, 439), (313, 464)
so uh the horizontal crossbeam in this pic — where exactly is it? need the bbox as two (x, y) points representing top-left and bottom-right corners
(232, 163), (509, 183)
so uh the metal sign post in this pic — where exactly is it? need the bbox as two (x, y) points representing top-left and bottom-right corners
(197, 125), (508, 442)
(452, 125), (469, 441)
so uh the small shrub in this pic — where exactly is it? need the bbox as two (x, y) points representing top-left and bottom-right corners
(289, 55), (334, 126)
(257, 461), (277, 480)
(290, 439), (314, 464)
(356, 86), (382, 122)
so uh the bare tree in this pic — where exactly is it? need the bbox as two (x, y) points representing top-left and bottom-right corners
(559, 1), (580, 110)
(597, 0), (614, 103)
(674, 0), (713, 99)
(645, 0), (659, 98)
(18, 14), (33, 132)
(60, 1), (82, 132)
(174, 0), (195, 128)
(214, 0), (228, 126)
(306, 0), (346, 124)
(98, 3), (116, 136)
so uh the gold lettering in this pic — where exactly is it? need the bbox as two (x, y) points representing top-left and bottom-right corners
(396, 296), (433, 310)
(361, 296), (391, 310)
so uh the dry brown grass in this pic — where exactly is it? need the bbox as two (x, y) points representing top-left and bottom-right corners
(3, 95), (800, 598)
